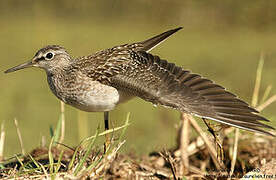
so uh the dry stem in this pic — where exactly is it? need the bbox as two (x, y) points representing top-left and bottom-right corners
(229, 128), (239, 179)
(59, 101), (65, 145)
(256, 94), (276, 112)
(251, 53), (264, 107)
(0, 122), (5, 161)
(14, 118), (25, 155)
(180, 113), (190, 175)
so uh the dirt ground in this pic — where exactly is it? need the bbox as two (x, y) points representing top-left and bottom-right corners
(1, 127), (275, 180)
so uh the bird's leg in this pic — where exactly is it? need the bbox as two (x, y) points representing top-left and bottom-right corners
(104, 111), (109, 131)
(104, 111), (111, 153)
(202, 118), (225, 162)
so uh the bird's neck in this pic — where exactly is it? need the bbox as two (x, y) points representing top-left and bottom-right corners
(46, 66), (73, 103)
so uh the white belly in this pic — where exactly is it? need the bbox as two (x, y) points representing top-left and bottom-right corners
(69, 81), (120, 112)
(67, 81), (136, 112)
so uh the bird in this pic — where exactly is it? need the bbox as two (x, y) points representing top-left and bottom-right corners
(4, 27), (275, 137)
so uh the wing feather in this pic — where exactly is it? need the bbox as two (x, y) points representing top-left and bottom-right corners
(110, 51), (274, 136)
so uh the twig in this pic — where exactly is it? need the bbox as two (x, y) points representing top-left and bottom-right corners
(189, 116), (224, 170)
(256, 94), (276, 112)
(160, 150), (178, 180)
(251, 53), (264, 107)
(55, 142), (75, 151)
(180, 113), (190, 175)
(14, 118), (25, 155)
(229, 128), (239, 179)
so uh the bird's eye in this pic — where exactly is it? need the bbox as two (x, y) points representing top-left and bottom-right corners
(45, 52), (54, 60)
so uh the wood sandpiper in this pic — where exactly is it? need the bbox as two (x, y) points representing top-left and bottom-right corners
(4, 27), (275, 138)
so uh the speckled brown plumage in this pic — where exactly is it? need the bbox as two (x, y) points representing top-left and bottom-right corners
(5, 27), (274, 136)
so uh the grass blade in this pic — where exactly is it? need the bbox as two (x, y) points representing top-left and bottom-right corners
(80, 120), (130, 145)
(118, 112), (130, 143)
(68, 145), (80, 170)
(86, 151), (103, 172)
(28, 154), (40, 169)
(74, 128), (99, 176)
(15, 154), (26, 172)
(48, 138), (54, 175)
(53, 116), (62, 145)
(54, 150), (64, 173)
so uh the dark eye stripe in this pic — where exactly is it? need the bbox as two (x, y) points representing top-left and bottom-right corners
(37, 57), (45, 61)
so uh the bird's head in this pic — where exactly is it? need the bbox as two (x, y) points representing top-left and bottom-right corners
(5, 45), (71, 74)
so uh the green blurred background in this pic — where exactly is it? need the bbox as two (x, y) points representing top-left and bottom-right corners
(0, 0), (275, 157)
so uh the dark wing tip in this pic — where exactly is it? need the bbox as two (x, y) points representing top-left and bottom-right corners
(137, 27), (183, 52)
(172, 27), (183, 32)
(167, 27), (183, 34)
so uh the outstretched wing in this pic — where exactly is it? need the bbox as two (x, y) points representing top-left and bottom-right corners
(110, 51), (274, 136)
(75, 27), (274, 136)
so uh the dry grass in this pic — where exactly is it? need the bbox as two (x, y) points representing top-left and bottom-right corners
(0, 126), (275, 179)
